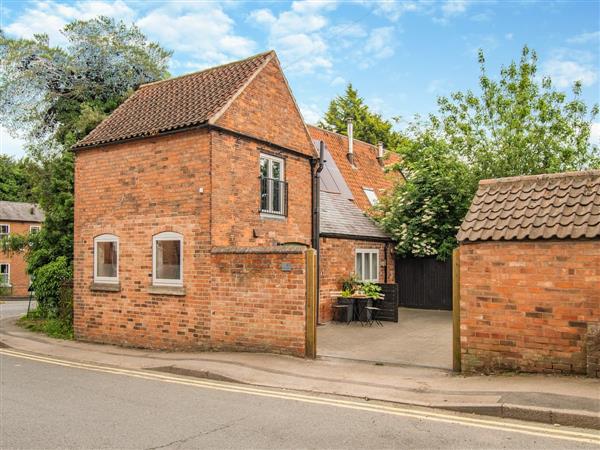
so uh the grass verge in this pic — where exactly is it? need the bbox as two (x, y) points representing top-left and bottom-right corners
(17, 315), (74, 340)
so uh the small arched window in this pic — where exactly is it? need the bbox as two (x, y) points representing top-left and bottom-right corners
(152, 232), (183, 286)
(94, 234), (119, 283)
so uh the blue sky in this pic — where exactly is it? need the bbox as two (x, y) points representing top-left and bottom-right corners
(1, 0), (599, 158)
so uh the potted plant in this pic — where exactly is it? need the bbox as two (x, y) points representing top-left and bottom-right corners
(335, 274), (359, 322)
(356, 281), (382, 321)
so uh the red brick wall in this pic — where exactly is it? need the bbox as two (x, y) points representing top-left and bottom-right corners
(460, 240), (600, 374)
(0, 221), (40, 297)
(210, 249), (307, 356)
(215, 57), (315, 158)
(210, 130), (312, 247)
(74, 129), (213, 349)
(319, 237), (394, 322)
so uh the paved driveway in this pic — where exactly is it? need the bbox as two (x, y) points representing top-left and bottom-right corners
(0, 300), (32, 320)
(318, 307), (453, 369)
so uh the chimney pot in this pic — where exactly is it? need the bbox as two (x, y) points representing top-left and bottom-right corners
(377, 142), (385, 167)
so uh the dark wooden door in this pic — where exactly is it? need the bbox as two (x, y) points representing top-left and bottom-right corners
(395, 256), (452, 310)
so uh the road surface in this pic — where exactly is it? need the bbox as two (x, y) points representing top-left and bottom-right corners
(1, 349), (598, 449)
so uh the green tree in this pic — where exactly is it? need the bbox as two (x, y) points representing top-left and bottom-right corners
(0, 155), (41, 202)
(377, 46), (599, 260)
(0, 17), (171, 277)
(319, 83), (405, 150)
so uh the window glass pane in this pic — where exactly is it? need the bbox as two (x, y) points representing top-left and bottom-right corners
(260, 158), (269, 178)
(364, 253), (371, 280)
(260, 177), (268, 211)
(156, 240), (181, 280)
(96, 241), (117, 278)
(271, 160), (282, 180)
(272, 180), (281, 212)
(371, 253), (378, 281)
(356, 253), (363, 280)
(1, 264), (9, 285)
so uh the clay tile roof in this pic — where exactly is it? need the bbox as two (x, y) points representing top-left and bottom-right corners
(307, 125), (403, 212)
(0, 201), (44, 223)
(457, 170), (600, 243)
(73, 51), (275, 149)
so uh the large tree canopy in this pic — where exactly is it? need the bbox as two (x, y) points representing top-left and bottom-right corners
(1, 17), (171, 149)
(0, 17), (171, 275)
(377, 46), (599, 260)
(318, 83), (405, 150)
(0, 155), (41, 203)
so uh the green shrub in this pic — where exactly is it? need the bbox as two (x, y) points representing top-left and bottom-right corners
(31, 257), (72, 318)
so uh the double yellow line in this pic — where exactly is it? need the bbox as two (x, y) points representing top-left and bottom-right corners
(1, 348), (598, 445)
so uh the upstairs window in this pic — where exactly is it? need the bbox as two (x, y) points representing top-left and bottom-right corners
(153, 232), (183, 286)
(363, 188), (378, 206)
(0, 263), (9, 286)
(94, 234), (119, 283)
(0, 224), (9, 239)
(30, 225), (41, 234)
(355, 249), (379, 282)
(260, 154), (287, 216)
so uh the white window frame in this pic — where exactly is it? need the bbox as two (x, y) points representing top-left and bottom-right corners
(93, 234), (119, 284)
(355, 249), (380, 282)
(152, 232), (183, 287)
(259, 153), (286, 216)
(0, 224), (9, 239)
(0, 263), (10, 286)
(30, 225), (41, 233)
(363, 187), (378, 206)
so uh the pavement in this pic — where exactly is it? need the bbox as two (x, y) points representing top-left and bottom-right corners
(1, 301), (599, 431)
(318, 308), (452, 369)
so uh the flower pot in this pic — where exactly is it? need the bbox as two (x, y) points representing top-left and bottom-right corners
(336, 297), (354, 322)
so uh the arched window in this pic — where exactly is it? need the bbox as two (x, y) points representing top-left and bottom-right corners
(94, 234), (119, 283)
(152, 232), (183, 286)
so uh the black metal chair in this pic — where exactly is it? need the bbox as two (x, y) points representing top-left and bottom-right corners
(365, 299), (383, 327)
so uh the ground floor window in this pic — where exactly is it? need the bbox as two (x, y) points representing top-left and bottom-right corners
(0, 263), (9, 286)
(153, 232), (183, 286)
(94, 234), (119, 283)
(355, 249), (379, 282)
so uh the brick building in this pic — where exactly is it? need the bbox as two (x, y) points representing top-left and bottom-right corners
(0, 201), (44, 297)
(307, 125), (403, 321)
(73, 51), (316, 355)
(457, 170), (600, 376)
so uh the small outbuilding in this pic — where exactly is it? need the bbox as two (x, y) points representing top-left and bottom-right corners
(457, 170), (600, 376)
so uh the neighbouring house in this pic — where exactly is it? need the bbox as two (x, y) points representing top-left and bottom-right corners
(0, 201), (44, 297)
(307, 125), (403, 322)
(72, 51), (317, 356)
(457, 170), (600, 376)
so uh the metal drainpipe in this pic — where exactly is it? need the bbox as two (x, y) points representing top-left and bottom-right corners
(311, 141), (325, 323)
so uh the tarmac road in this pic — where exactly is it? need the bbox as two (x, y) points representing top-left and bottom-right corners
(1, 349), (598, 449)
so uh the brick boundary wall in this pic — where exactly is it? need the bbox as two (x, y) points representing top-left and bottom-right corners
(460, 240), (600, 375)
(587, 323), (600, 378)
(210, 247), (307, 357)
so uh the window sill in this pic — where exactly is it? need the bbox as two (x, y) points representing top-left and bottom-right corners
(147, 285), (186, 296)
(260, 212), (287, 221)
(90, 282), (121, 292)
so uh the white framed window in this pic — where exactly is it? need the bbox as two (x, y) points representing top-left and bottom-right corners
(260, 153), (286, 216)
(355, 249), (379, 282)
(30, 225), (41, 234)
(0, 263), (9, 286)
(363, 187), (378, 206)
(94, 234), (119, 283)
(0, 224), (9, 239)
(153, 232), (183, 286)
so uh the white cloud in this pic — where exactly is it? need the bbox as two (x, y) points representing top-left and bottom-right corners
(299, 103), (323, 124)
(505, 33), (514, 40)
(442, 0), (469, 16)
(4, 0), (135, 45)
(247, 1), (336, 74)
(543, 58), (598, 88)
(590, 122), (600, 146)
(330, 76), (346, 86)
(426, 79), (450, 94)
(567, 31), (600, 45)
(368, 0), (420, 22)
(138, 4), (256, 68)
(0, 126), (27, 159)
(364, 27), (395, 60)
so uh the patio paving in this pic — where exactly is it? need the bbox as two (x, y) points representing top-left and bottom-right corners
(317, 307), (453, 369)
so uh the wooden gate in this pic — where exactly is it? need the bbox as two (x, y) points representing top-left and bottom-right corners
(395, 256), (452, 310)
